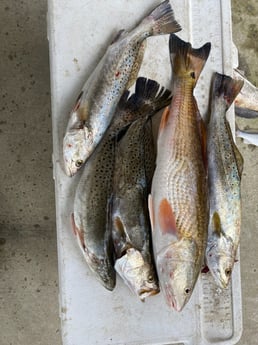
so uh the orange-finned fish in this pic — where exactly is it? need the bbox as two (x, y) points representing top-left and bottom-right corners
(206, 73), (244, 289)
(148, 34), (211, 311)
(63, 0), (181, 176)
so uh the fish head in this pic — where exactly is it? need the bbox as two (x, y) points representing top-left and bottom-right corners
(63, 125), (93, 176)
(157, 238), (199, 311)
(115, 248), (159, 300)
(206, 236), (235, 289)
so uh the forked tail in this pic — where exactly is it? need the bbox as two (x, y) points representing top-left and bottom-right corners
(212, 72), (244, 110)
(169, 34), (211, 83)
(143, 0), (181, 36)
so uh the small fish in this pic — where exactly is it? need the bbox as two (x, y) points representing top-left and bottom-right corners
(236, 124), (258, 146)
(234, 69), (258, 118)
(63, 0), (181, 176)
(149, 34), (211, 311)
(112, 116), (159, 300)
(72, 78), (172, 290)
(206, 72), (244, 289)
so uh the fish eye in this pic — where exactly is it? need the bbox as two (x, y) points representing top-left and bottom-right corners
(225, 268), (231, 277)
(75, 159), (84, 168)
(184, 287), (191, 295)
(147, 275), (154, 283)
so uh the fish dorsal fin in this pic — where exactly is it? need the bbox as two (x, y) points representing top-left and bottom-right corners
(158, 198), (178, 237)
(158, 106), (170, 135)
(212, 72), (244, 110)
(125, 41), (146, 90)
(169, 34), (211, 83)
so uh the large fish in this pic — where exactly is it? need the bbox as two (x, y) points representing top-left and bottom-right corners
(72, 77), (172, 291)
(206, 73), (244, 289)
(234, 69), (258, 118)
(148, 34), (210, 311)
(112, 116), (159, 300)
(63, 0), (181, 176)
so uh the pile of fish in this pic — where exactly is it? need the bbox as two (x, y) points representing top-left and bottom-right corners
(63, 0), (254, 311)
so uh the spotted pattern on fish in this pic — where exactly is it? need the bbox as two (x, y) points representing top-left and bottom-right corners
(206, 72), (244, 289)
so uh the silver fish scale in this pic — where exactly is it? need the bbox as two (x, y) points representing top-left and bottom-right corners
(167, 157), (204, 240)
(208, 100), (242, 245)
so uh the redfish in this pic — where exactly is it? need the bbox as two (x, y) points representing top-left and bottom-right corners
(149, 34), (210, 311)
(63, 0), (181, 176)
(206, 73), (244, 288)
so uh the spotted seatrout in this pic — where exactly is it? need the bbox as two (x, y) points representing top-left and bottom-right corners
(112, 116), (159, 300)
(72, 77), (172, 291)
(63, 0), (181, 176)
(206, 73), (244, 289)
(149, 34), (211, 311)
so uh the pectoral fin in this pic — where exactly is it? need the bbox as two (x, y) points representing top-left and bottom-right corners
(158, 106), (170, 136)
(158, 198), (178, 237)
(211, 211), (222, 237)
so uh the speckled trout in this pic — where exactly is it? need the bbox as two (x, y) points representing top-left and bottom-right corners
(206, 72), (244, 289)
(72, 77), (172, 291)
(63, 0), (181, 176)
(149, 34), (211, 311)
(112, 116), (159, 300)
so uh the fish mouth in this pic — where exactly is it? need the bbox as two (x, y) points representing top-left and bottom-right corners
(64, 164), (74, 177)
(164, 285), (186, 312)
(209, 267), (231, 289)
(138, 287), (160, 301)
(216, 275), (230, 289)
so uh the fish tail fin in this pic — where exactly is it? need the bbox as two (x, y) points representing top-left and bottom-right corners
(143, 0), (181, 36)
(213, 72), (244, 110)
(128, 77), (172, 114)
(169, 34), (211, 83)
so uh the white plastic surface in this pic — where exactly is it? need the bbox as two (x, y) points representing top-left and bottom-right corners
(48, 1), (242, 344)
